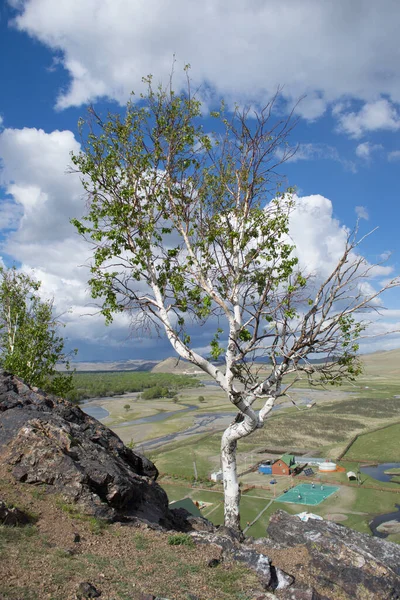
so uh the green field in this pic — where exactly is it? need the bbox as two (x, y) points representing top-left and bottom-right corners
(344, 422), (400, 462)
(83, 348), (400, 542)
(67, 371), (201, 402)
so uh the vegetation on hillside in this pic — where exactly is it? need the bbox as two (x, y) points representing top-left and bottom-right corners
(66, 371), (202, 402)
(0, 266), (76, 396)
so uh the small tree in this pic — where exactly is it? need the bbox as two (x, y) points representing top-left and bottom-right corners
(0, 267), (76, 396)
(71, 72), (399, 530)
(124, 403), (131, 411)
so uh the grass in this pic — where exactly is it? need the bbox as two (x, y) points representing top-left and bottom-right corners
(55, 498), (108, 534)
(168, 533), (194, 546)
(0, 498), (260, 599)
(344, 422), (400, 462)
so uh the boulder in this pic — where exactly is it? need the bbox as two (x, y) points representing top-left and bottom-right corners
(0, 371), (175, 526)
(376, 519), (400, 535)
(267, 510), (400, 600)
(0, 499), (32, 526)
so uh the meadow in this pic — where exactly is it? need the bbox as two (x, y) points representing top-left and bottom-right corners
(79, 349), (400, 542)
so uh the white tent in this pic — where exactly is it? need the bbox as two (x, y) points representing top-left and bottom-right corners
(296, 512), (323, 522)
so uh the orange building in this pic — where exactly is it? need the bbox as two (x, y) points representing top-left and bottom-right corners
(271, 454), (298, 476)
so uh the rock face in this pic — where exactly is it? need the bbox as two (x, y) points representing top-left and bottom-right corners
(0, 371), (173, 525)
(267, 510), (400, 599)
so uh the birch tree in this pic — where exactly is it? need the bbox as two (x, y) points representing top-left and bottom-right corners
(71, 73), (399, 530)
(0, 267), (76, 396)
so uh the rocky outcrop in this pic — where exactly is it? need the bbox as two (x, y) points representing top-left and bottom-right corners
(0, 371), (174, 526)
(267, 510), (400, 599)
(190, 527), (294, 593)
(0, 499), (32, 526)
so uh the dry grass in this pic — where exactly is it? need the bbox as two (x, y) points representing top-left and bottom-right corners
(0, 467), (260, 600)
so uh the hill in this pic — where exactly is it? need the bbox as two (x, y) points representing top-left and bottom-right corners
(152, 348), (400, 379)
(151, 356), (205, 375)
(360, 348), (400, 380)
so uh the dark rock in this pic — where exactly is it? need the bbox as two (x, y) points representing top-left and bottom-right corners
(76, 581), (101, 598)
(73, 532), (81, 543)
(168, 507), (215, 533)
(190, 530), (239, 553)
(207, 558), (220, 568)
(232, 547), (293, 591)
(279, 586), (329, 599)
(232, 548), (273, 588)
(0, 371), (180, 528)
(0, 499), (32, 526)
(267, 510), (400, 600)
(216, 524), (245, 542)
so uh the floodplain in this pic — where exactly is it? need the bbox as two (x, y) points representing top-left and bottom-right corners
(80, 349), (400, 543)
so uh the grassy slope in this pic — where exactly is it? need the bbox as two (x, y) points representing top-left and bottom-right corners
(0, 469), (259, 600)
(344, 422), (400, 462)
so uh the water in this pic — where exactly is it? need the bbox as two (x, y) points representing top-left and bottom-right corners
(360, 463), (400, 483)
(369, 504), (400, 539)
(82, 404), (110, 419)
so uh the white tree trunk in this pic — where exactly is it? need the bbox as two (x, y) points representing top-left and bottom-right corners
(221, 395), (276, 530)
(221, 430), (241, 530)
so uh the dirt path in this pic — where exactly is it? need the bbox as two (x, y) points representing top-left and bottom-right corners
(243, 499), (274, 534)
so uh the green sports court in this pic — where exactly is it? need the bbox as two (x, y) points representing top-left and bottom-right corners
(276, 483), (339, 506)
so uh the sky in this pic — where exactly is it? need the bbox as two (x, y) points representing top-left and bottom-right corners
(0, 0), (400, 362)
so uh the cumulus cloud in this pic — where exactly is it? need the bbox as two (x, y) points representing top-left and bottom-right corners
(0, 127), (396, 357)
(0, 127), (83, 242)
(336, 99), (400, 138)
(7, 0), (400, 129)
(355, 142), (383, 161)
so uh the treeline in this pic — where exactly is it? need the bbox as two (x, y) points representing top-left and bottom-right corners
(65, 371), (202, 403)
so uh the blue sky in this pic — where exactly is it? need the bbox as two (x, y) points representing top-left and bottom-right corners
(1, 0), (400, 361)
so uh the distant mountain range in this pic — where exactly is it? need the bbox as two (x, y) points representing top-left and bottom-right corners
(64, 359), (159, 372)
(63, 348), (400, 374)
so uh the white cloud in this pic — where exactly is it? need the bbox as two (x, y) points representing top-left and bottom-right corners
(0, 128), (397, 356)
(0, 127), (83, 242)
(7, 0), (400, 126)
(281, 143), (356, 172)
(388, 150), (400, 162)
(355, 205), (369, 220)
(288, 194), (349, 277)
(0, 199), (23, 231)
(355, 142), (383, 161)
(336, 99), (400, 138)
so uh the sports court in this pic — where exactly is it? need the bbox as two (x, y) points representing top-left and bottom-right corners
(276, 483), (339, 506)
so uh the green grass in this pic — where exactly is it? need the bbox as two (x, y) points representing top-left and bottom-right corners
(67, 371), (202, 402)
(168, 533), (194, 546)
(344, 422), (400, 462)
